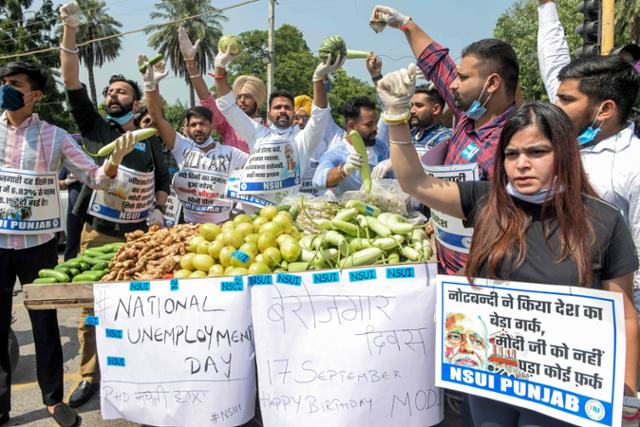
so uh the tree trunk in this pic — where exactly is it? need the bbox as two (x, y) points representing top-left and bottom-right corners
(189, 82), (195, 108)
(87, 50), (97, 106)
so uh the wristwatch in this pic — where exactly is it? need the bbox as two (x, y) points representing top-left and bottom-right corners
(154, 204), (166, 215)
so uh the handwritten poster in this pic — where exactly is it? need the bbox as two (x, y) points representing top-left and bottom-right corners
(93, 278), (256, 426)
(435, 276), (626, 427)
(250, 263), (444, 427)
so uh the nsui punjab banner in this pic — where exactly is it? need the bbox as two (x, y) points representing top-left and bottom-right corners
(250, 263), (443, 427)
(435, 275), (626, 427)
(93, 278), (256, 427)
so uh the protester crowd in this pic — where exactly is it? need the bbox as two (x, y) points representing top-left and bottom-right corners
(0, 1), (639, 426)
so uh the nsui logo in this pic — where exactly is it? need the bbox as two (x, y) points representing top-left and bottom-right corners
(584, 399), (605, 421)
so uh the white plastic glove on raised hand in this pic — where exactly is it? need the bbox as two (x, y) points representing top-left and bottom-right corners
(138, 54), (168, 92)
(342, 152), (364, 176)
(369, 5), (410, 33)
(214, 43), (239, 70)
(178, 26), (201, 61)
(313, 54), (346, 82)
(371, 159), (392, 180)
(109, 131), (137, 166)
(148, 208), (165, 228)
(377, 63), (417, 120)
(60, 1), (82, 28)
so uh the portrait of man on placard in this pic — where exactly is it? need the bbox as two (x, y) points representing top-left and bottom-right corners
(444, 313), (489, 369)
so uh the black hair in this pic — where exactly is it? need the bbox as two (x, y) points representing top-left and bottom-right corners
(558, 55), (640, 123)
(342, 96), (376, 123)
(0, 60), (47, 91)
(414, 84), (446, 110)
(461, 38), (519, 98)
(185, 106), (213, 123)
(268, 89), (294, 108)
(102, 74), (142, 100)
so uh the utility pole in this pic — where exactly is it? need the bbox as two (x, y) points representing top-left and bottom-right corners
(267, 0), (275, 101)
(601, 0), (615, 54)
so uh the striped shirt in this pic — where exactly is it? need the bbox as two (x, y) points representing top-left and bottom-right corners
(0, 113), (113, 250)
(417, 41), (516, 275)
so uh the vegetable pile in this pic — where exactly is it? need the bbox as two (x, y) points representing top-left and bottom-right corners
(102, 223), (199, 282)
(34, 243), (124, 284)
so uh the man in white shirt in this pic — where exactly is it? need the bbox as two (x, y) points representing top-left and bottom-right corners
(212, 40), (343, 209)
(139, 56), (248, 224)
(538, 1), (640, 312)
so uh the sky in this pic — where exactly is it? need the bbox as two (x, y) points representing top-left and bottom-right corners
(31, 0), (516, 104)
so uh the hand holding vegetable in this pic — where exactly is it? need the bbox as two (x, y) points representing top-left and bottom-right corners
(343, 152), (364, 177)
(377, 64), (416, 120)
(370, 5), (410, 32)
(371, 159), (393, 180)
(147, 208), (165, 228)
(215, 35), (241, 70)
(108, 131), (137, 166)
(138, 54), (168, 92)
(313, 54), (346, 82)
(60, 1), (82, 28)
(367, 55), (383, 78)
(178, 26), (201, 61)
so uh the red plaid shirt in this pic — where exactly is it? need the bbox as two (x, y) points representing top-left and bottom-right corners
(417, 41), (517, 275)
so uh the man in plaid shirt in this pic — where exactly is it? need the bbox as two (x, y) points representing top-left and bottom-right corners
(371, 5), (520, 275)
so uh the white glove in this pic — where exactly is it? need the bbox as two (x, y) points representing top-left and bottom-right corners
(214, 43), (238, 70)
(313, 54), (346, 82)
(378, 63), (417, 118)
(371, 159), (392, 180)
(370, 5), (410, 33)
(109, 132), (137, 166)
(64, 175), (78, 186)
(148, 208), (165, 228)
(138, 54), (168, 92)
(178, 26), (201, 61)
(342, 152), (364, 176)
(60, 1), (82, 28)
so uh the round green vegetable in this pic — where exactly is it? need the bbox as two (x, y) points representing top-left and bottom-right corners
(218, 35), (241, 55)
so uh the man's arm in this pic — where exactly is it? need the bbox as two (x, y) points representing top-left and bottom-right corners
(537, 0), (571, 102)
(149, 137), (170, 206)
(59, 2), (82, 90)
(312, 150), (344, 190)
(145, 88), (177, 150)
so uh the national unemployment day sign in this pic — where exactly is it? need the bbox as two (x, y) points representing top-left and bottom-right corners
(93, 278), (256, 426)
(435, 275), (626, 427)
(251, 263), (443, 427)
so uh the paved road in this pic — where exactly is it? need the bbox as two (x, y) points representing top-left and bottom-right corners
(8, 288), (463, 427)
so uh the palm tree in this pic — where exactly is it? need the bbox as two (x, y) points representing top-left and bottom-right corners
(57, 0), (122, 105)
(615, 0), (640, 44)
(145, 0), (226, 107)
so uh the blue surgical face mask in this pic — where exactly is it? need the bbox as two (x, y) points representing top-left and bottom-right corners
(0, 84), (25, 111)
(465, 78), (493, 121)
(107, 110), (134, 126)
(506, 181), (559, 204)
(577, 104), (604, 146)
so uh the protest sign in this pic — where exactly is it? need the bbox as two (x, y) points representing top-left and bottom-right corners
(0, 167), (64, 234)
(251, 263), (444, 427)
(172, 167), (233, 222)
(93, 277), (256, 426)
(435, 275), (626, 427)
(424, 164), (479, 254)
(88, 165), (155, 223)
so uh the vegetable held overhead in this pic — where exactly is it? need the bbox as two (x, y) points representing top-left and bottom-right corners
(319, 35), (372, 60)
(218, 34), (241, 55)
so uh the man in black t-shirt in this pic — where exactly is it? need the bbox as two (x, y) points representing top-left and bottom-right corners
(59, 1), (171, 408)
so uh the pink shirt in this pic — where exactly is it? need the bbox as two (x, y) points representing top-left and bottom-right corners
(0, 113), (113, 249)
(200, 94), (264, 154)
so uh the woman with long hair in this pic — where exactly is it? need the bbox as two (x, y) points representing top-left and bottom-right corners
(377, 66), (639, 426)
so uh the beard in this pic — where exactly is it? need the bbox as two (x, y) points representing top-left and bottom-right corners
(192, 131), (210, 144)
(107, 100), (134, 117)
(362, 132), (377, 147)
(240, 102), (258, 117)
(411, 114), (434, 129)
(272, 112), (292, 128)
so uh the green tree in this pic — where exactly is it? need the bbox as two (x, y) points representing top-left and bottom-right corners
(146, 0), (226, 107)
(56, 0), (122, 106)
(494, 0), (583, 101)
(327, 69), (377, 127)
(615, 0), (640, 44)
(0, 0), (76, 130)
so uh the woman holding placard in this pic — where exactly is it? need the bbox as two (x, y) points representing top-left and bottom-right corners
(376, 64), (639, 426)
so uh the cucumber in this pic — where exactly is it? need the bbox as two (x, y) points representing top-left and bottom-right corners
(96, 252), (117, 261)
(83, 248), (103, 258)
(33, 277), (58, 284)
(38, 269), (70, 283)
(76, 261), (91, 271)
(91, 261), (109, 271)
(80, 256), (101, 266)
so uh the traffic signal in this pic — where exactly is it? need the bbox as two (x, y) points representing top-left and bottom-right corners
(575, 0), (602, 57)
